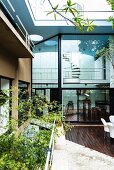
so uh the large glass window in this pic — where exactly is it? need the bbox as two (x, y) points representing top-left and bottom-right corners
(32, 34), (114, 123)
(32, 36), (58, 89)
(62, 89), (110, 123)
(61, 35), (110, 88)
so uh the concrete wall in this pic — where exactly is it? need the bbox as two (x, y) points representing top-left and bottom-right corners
(0, 48), (18, 79)
(0, 47), (31, 130)
(0, 48), (31, 83)
(18, 58), (31, 83)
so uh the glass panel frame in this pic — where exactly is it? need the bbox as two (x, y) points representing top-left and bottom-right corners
(61, 34), (110, 88)
(62, 89), (110, 123)
(32, 36), (58, 89)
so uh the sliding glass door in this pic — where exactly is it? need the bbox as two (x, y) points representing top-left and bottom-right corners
(62, 89), (110, 123)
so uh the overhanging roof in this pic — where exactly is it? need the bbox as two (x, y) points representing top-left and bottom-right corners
(0, 10), (33, 58)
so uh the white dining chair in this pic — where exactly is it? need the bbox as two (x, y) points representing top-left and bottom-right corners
(101, 118), (110, 139)
(109, 115), (114, 124)
(107, 123), (114, 139)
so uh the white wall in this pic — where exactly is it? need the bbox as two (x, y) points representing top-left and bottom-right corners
(106, 58), (110, 81)
(95, 56), (110, 81)
(79, 54), (95, 79)
(95, 57), (103, 79)
(33, 52), (58, 83)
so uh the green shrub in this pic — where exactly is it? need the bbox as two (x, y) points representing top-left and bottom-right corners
(0, 130), (51, 170)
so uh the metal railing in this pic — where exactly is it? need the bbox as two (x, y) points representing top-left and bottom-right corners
(33, 68), (58, 81)
(21, 119), (55, 170)
(32, 67), (109, 81)
(63, 67), (109, 80)
(44, 121), (55, 170)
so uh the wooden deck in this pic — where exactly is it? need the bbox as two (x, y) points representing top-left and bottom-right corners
(65, 125), (114, 157)
(65, 113), (109, 123)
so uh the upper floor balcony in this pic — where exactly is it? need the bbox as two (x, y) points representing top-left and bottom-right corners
(32, 65), (110, 85)
(0, 1), (34, 58)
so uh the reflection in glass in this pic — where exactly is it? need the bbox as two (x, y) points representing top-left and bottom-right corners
(32, 36), (58, 89)
(61, 35), (110, 88)
(63, 89), (109, 123)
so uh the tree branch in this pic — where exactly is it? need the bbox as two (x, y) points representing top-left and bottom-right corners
(47, 0), (76, 25)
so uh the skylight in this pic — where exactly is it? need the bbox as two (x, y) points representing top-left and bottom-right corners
(26, 0), (80, 21)
(29, 34), (43, 41)
(25, 0), (113, 26)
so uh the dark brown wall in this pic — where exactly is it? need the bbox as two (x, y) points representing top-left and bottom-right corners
(0, 47), (31, 84)
(0, 48), (18, 79)
(18, 58), (31, 83)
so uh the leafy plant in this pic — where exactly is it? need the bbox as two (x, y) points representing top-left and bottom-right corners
(106, 0), (114, 28)
(47, 0), (95, 32)
(0, 129), (51, 170)
(39, 112), (63, 126)
(0, 90), (8, 106)
(46, 0), (114, 30)
(96, 46), (114, 67)
(0, 88), (73, 169)
(108, 16), (114, 29)
(106, 0), (114, 10)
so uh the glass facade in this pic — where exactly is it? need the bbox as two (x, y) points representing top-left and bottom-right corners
(61, 35), (110, 88)
(63, 89), (109, 122)
(32, 34), (113, 123)
(32, 36), (58, 92)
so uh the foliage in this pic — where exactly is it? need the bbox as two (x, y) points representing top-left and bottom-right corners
(46, 0), (114, 30)
(0, 90), (8, 106)
(96, 46), (114, 67)
(108, 16), (114, 29)
(106, 0), (114, 28)
(39, 112), (63, 126)
(47, 0), (95, 32)
(33, 129), (51, 169)
(0, 88), (63, 127)
(0, 89), (73, 169)
(0, 90), (61, 170)
(63, 121), (73, 132)
(96, 47), (109, 58)
(0, 130), (51, 170)
(106, 0), (114, 10)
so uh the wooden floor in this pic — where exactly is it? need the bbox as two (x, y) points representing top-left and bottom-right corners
(65, 112), (109, 122)
(66, 125), (114, 157)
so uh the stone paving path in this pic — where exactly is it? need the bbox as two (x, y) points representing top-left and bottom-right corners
(52, 134), (114, 170)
